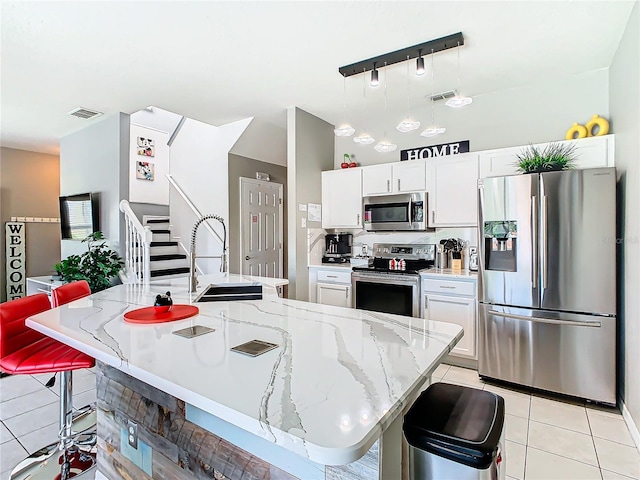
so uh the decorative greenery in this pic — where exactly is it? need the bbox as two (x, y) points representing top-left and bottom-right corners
(516, 142), (577, 173)
(54, 231), (124, 293)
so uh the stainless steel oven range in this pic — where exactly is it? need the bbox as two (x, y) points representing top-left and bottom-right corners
(352, 243), (435, 317)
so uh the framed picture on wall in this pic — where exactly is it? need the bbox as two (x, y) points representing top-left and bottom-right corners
(136, 161), (155, 181)
(137, 137), (155, 157)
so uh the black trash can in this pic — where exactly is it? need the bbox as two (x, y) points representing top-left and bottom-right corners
(403, 382), (506, 480)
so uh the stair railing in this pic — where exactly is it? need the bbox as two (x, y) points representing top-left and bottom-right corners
(119, 200), (153, 284)
(166, 174), (224, 246)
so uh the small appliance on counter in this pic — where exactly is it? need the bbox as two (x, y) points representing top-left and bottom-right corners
(468, 247), (478, 271)
(322, 233), (353, 264)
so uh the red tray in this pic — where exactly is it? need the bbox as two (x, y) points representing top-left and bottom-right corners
(124, 305), (199, 324)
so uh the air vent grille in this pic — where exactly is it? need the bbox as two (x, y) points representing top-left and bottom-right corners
(428, 90), (457, 102)
(68, 108), (103, 119)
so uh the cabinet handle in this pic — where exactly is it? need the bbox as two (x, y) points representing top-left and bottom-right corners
(357, 213), (360, 224)
(387, 180), (390, 192)
(432, 211), (435, 223)
(398, 179), (401, 191)
(439, 285), (456, 289)
(345, 287), (349, 299)
(327, 275), (338, 278)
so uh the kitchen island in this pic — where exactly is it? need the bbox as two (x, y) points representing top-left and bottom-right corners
(26, 274), (463, 480)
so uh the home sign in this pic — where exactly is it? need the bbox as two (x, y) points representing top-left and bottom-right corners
(401, 140), (470, 161)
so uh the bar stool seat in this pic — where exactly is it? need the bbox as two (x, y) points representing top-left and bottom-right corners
(0, 288), (97, 479)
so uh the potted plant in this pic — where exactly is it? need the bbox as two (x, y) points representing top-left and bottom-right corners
(516, 142), (577, 173)
(54, 231), (124, 293)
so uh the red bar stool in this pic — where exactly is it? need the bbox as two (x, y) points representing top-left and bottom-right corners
(0, 291), (96, 479)
(51, 280), (91, 308)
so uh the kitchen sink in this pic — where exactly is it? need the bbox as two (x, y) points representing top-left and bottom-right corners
(194, 282), (263, 302)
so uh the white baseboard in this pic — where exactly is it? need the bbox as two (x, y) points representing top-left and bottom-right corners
(621, 399), (640, 453)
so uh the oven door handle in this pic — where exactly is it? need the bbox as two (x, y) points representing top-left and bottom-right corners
(352, 273), (419, 286)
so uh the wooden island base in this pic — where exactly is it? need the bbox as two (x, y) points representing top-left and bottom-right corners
(95, 361), (385, 480)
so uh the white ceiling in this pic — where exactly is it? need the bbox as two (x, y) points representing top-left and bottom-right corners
(1, 1), (635, 156)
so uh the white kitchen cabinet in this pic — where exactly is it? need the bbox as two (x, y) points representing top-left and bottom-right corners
(317, 282), (352, 308)
(422, 276), (477, 360)
(321, 168), (362, 229)
(427, 153), (479, 227)
(479, 135), (615, 179)
(312, 268), (352, 308)
(361, 160), (426, 196)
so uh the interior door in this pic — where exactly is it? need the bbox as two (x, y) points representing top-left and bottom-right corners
(240, 178), (283, 277)
(479, 174), (539, 308)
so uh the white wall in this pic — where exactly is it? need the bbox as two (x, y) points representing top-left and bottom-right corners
(230, 117), (287, 167)
(335, 68), (610, 168)
(609, 1), (640, 440)
(129, 124), (169, 205)
(60, 112), (129, 258)
(287, 107), (335, 300)
(169, 117), (250, 273)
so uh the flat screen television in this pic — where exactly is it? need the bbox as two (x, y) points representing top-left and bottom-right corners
(59, 192), (99, 240)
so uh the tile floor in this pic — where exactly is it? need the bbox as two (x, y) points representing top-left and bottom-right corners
(1, 365), (638, 480)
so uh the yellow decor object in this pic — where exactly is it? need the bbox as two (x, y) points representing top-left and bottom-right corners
(585, 114), (610, 137)
(565, 122), (588, 140)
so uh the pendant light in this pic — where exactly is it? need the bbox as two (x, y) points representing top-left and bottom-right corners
(334, 76), (355, 137)
(416, 49), (425, 76)
(354, 68), (375, 145)
(396, 56), (421, 133)
(374, 63), (398, 153)
(445, 42), (473, 108)
(370, 62), (379, 87)
(421, 49), (446, 138)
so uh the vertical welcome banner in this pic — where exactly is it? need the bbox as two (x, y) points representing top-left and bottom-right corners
(6, 222), (26, 300)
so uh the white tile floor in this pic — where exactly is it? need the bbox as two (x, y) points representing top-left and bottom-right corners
(431, 364), (640, 480)
(0, 368), (97, 480)
(0, 365), (638, 480)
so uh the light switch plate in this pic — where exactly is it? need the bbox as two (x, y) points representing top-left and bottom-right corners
(301, 218), (307, 228)
(128, 420), (138, 449)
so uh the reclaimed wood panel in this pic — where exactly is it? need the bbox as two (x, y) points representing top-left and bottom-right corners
(96, 361), (296, 480)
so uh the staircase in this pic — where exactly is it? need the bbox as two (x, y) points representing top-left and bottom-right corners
(144, 217), (190, 280)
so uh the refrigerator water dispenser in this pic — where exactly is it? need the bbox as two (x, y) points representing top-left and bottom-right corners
(484, 221), (517, 272)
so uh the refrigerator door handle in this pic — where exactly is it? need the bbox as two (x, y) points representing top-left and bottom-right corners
(541, 195), (549, 289)
(488, 310), (601, 328)
(531, 196), (537, 286)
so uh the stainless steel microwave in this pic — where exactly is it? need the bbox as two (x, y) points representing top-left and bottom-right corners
(363, 192), (428, 231)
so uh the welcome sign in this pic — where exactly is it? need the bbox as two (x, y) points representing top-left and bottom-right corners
(400, 140), (470, 161)
(6, 222), (26, 300)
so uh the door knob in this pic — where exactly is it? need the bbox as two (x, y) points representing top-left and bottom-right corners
(245, 256), (251, 260)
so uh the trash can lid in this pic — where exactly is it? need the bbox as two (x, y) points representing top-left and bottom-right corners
(403, 382), (505, 469)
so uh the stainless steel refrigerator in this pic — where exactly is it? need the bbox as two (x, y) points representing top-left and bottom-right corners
(478, 167), (617, 405)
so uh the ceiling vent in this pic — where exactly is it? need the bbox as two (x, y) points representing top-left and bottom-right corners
(67, 107), (103, 119)
(427, 90), (457, 102)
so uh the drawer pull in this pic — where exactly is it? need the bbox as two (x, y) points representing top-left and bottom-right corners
(440, 285), (456, 289)
(327, 275), (337, 278)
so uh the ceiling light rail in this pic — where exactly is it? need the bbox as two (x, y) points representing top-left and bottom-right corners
(338, 32), (464, 77)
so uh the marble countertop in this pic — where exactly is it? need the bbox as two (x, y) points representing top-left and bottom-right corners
(26, 273), (462, 465)
(420, 268), (478, 279)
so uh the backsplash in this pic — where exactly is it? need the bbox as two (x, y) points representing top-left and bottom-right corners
(308, 227), (478, 268)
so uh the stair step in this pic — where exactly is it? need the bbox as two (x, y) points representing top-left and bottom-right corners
(150, 267), (191, 277)
(146, 218), (170, 224)
(150, 254), (187, 261)
(150, 241), (178, 247)
(150, 229), (171, 234)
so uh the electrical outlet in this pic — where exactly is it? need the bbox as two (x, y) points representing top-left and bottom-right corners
(127, 420), (138, 449)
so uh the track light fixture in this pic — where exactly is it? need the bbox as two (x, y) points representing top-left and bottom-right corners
(370, 63), (379, 87)
(416, 49), (425, 76)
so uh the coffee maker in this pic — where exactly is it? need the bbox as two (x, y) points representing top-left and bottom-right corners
(322, 233), (353, 263)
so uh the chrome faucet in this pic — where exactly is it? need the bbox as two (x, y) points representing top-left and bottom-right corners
(189, 214), (227, 293)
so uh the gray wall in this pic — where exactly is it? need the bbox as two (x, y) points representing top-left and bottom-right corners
(610, 1), (640, 433)
(0, 147), (60, 302)
(335, 68), (610, 167)
(59, 113), (130, 258)
(228, 154), (287, 275)
(286, 107), (334, 300)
